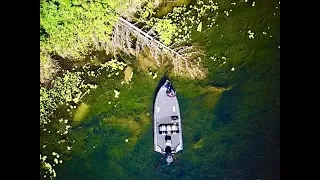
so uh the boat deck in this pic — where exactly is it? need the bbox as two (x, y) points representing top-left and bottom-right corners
(154, 82), (183, 154)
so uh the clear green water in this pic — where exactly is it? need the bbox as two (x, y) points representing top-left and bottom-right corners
(55, 0), (280, 179)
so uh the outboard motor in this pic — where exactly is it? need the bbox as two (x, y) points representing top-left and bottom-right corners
(165, 146), (173, 165)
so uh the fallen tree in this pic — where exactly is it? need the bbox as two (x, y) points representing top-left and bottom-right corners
(112, 17), (207, 79)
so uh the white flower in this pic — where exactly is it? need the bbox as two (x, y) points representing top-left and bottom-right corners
(153, 73), (157, 79)
(59, 160), (63, 163)
(54, 158), (58, 164)
(108, 102), (111, 104)
(125, 139), (129, 142)
(41, 156), (47, 161)
(52, 152), (57, 156)
(278, 46), (280, 49)
(67, 146), (71, 150)
(231, 67), (235, 71)
(114, 90), (120, 98)
(44, 162), (51, 169)
(252, 2), (255, 6)
(245, 0), (248, 2)
(248, 31), (255, 39)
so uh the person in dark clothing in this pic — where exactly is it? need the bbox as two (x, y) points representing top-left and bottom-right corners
(165, 81), (175, 97)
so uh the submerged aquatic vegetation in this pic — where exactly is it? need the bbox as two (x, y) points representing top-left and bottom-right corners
(40, 71), (97, 179)
(41, 0), (280, 179)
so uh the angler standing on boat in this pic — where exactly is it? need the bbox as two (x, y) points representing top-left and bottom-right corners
(165, 81), (175, 97)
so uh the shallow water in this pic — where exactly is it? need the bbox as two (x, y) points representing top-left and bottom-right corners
(55, 0), (280, 179)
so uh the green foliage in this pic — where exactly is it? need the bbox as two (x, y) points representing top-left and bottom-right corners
(138, 0), (221, 45)
(141, 2), (156, 19)
(40, 71), (96, 179)
(164, 0), (220, 43)
(100, 58), (127, 72)
(40, 71), (91, 124)
(155, 0), (191, 17)
(135, 1), (159, 28)
(154, 19), (177, 45)
(40, 0), (120, 59)
(39, 0), (147, 83)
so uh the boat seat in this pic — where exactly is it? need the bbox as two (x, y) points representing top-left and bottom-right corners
(167, 125), (172, 131)
(159, 124), (179, 134)
(172, 125), (178, 131)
